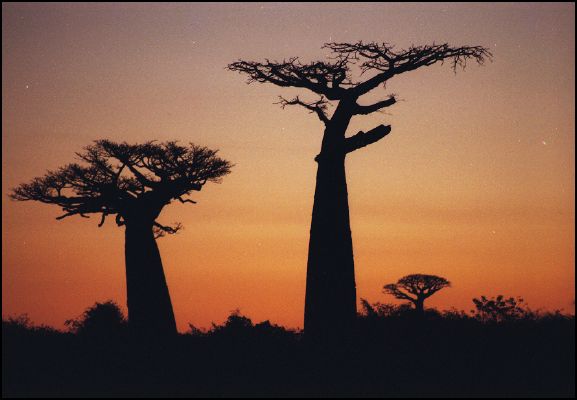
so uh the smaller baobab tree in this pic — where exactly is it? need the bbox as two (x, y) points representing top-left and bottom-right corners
(383, 274), (451, 316)
(10, 140), (232, 337)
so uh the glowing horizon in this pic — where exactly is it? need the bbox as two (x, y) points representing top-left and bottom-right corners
(2, 3), (574, 331)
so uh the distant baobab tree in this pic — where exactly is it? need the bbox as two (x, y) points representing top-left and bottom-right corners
(228, 41), (490, 341)
(383, 274), (451, 315)
(10, 140), (232, 337)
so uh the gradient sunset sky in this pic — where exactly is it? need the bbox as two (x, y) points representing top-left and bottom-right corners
(2, 2), (575, 331)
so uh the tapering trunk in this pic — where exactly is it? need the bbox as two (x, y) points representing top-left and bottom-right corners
(304, 109), (356, 342)
(124, 220), (177, 337)
(414, 298), (425, 316)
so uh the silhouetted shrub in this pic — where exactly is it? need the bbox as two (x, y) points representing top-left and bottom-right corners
(3, 304), (574, 397)
(2, 314), (59, 337)
(3, 314), (33, 334)
(206, 310), (299, 343)
(440, 307), (472, 321)
(186, 323), (207, 337)
(359, 299), (414, 318)
(220, 309), (253, 330)
(65, 300), (127, 339)
(472, 295), (530, 322)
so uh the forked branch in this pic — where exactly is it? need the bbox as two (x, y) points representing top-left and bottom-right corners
(276, 95), (330, 124)
(153, 222), (183, 239)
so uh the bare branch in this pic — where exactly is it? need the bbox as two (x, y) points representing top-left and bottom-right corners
(153, 222), (183, 239)
(344, 125), (392, 153)
(56, 210), (90, 220)
(276, 95), (330, 124)
(337, 41), (492, 96)
(229, 41), (490, 132)
(98, 212), (107, 227)
(354, 95), (396, 115)
(383, 284), (416, 302)
(97, 141), (160, 190)
(177, 196), (197, 205)
(227, 58), (349, 100)
(115, 214), (125, 227)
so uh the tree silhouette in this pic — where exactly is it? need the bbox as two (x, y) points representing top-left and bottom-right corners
(228, 41), (490, 341)
(65, 300), (126, 339)
(472, 295), (529, 322)
(10, 140), (232, 337)
(383, 274), (451, 315)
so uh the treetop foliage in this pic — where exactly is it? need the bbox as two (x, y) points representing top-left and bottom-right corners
(229, 41), (491, 96)
(10, 140), (232, 236)
(383, 274), (451, 303)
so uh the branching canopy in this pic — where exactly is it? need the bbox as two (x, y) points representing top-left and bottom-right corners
(10, 140), (232, 236)
(228, 41), (491, 127)
(324, 41), (491, 96)
(383, 274), (451, 303)
(228, 56), (352, 101)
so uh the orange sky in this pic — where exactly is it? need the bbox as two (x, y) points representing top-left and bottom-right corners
(2, 3), (575, 332)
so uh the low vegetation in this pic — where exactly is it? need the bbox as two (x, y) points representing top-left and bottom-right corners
(3, 297), (574, 397)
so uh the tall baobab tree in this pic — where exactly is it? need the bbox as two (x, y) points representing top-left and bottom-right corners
(10, 140), (232, 337)
(383, 274), (451, 315)
(229, 41), (490, 341)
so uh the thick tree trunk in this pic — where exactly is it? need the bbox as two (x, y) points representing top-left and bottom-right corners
(414, 298), (425, 316)
(304, 111), (357, 342)
(124, 220), (177, 337)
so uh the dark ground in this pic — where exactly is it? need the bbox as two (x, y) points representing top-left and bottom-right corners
(2, 308), (575, 398)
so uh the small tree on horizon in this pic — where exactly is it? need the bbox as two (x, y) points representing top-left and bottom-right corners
(383, 274), (451, 315)
(11, 140), (232, 337)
